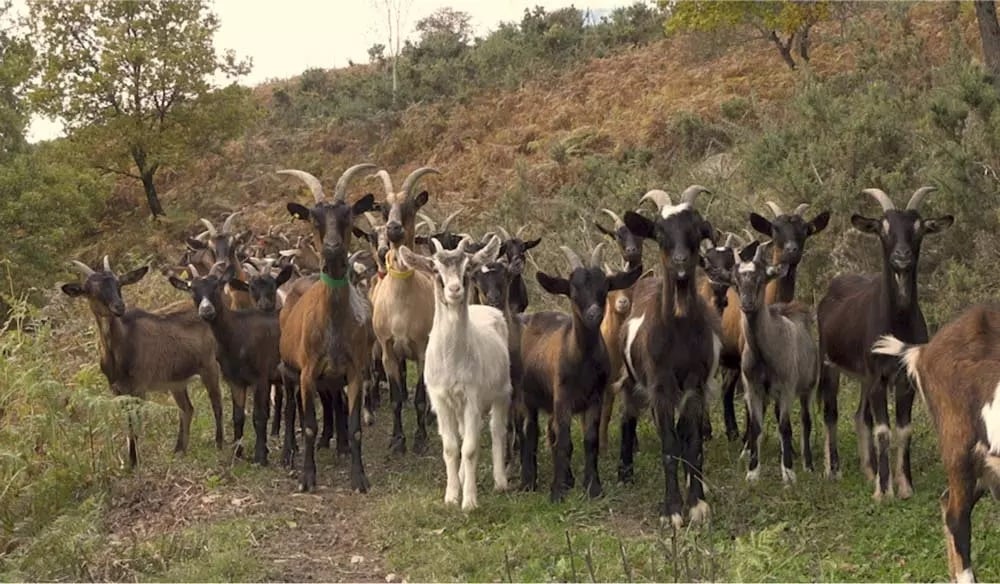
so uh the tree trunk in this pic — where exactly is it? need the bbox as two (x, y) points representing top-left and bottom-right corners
(798, 24), (811, 62)
(768, 30), (797, 70)
(131, 146), (164, 217)
(975, 0), (1000, 83)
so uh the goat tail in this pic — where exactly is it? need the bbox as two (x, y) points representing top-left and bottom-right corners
(871, 334), (925, 401)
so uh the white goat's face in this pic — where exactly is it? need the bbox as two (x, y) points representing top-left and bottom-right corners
(431, 249), (471, 306)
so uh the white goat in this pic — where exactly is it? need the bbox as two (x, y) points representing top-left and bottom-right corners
(397, 235), (511, 511)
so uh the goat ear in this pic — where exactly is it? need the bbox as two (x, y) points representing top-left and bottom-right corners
(608, 264), (642, 291)
(186, 238), (207, 250)
(414, 190), (430, 208)
(536, 271), (570, 297)
(923, 215), (954, 235)
(807, 210), (831, 235)
(228, 279), (249, 292)
(119, 266), (149, 286)
(523, 237), (542, 251)
(287, 203), (311, 221)
(850, 214), (881, 234)
(471, 235), (502, 267)
(61, 283), (85, 297)
(352, 194), (376, 216)
(623, 211), (653, 239)
(739, 241), (761, 263)
(168, 276), (190, 292)
(352, 226), (371, 240)
(593, 221), (614, 238)
(275, 265), (294, 287)
(396, 246), (434, 273)
(749, 212), (773, 236)
(700, 219), (715, 243)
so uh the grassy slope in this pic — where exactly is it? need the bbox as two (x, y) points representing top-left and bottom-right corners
(5, 3), (998, 582)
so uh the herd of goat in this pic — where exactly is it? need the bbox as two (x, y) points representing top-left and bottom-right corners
(58, 163), (1000, 582)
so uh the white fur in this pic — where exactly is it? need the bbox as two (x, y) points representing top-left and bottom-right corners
(956, 568), (975, 584)
(981, 380), (1000, 455)
(660, 202), (691, 219)
(623, 314), (645, 378)
(872, 335), (925, 402)
(423, 273), (512, 511)
(738, 261), (756, 273)
(689, 500), (710, 523)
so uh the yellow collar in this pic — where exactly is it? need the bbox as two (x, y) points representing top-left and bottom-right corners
(386, 251), (414, 280)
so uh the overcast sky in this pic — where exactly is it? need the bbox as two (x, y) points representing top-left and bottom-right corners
(24, 0), (636, 142)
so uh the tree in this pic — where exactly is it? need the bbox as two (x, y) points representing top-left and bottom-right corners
(373, 0), (413, 106)
(29, 0), (253, 218)
(0, 0), (34, 160)
(663, 0), (831, 70)
(975, 1), (1000, 84)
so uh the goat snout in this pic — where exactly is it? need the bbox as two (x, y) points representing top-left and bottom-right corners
(109, 301), (126, 317)
(782, 242), (800, 259)
(386, 222), (404, 244)
(584, 304), (603, 326)
(197, 298), (216, 319)
(624, 246), (641, 263)
(890, 248), (914, 270)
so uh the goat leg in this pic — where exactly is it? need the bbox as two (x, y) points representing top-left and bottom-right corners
(655, 396), (684, 527)
(385, 350), (407, 455)
(280, 373), (299, 468)
(202, 362), (225, 450)
(800, 393), (814, 472)
(894, 374), (915, 499)
(171, 387), (194, 456)
(519, 408), (539, 491)
(346, 373), (370, 493)
(940, 458), (978, 583)
(549, 406), (572, 502)
(317, 384), (334, 450)
(298, 371), (319, 492)
(868, 380), (894, 501)
(413, 368), (430, 455)
(679, 391), (708, 523)
(583, 400), (603, 498)
(271, 382), (283, 437)
(721, 368), (742, 442)
(231, 385), (247, 459)
(818, 361), (841, 479)
(252, 378), (269, 466)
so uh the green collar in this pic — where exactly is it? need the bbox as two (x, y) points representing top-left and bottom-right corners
(320, 272), (349, 289)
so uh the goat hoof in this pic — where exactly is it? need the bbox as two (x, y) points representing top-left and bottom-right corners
(659, 508), (684, 529)
(389, 436), (406, 455)
(299, 473), (316, 492)
(688, 500), (710, 524)
(352, 474), (370, 493)
(726, 429), (740, 442)
(617, 468), (635, 485)
(461, 499), (478, 512)
(896, 480), (914, 500)
(745, 468), (761, 482)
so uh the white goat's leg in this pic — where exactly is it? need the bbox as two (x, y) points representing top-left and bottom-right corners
(461, 402), (481, 511)
(436, 405), (461, 506)
(490, 397), (510, 492)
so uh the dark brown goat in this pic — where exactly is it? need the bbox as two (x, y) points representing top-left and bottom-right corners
(277, 163), (377, 492)
(169, 263), (281, 465)
(872, 304), (1000, 583)
(185, 212), (254, 309)
(518, 244), (641, 502)
(818, 186), (952, 500)
(619, 185), (721, 527)
(61, 256), (224, 468)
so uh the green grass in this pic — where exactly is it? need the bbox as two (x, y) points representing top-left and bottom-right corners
(2, 312), (998, 582)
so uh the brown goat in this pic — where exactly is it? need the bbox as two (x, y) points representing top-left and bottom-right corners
(186, 212), (254, 310)
(61, 256), (224, 468)
(872, 304), (1000, 583)
(277, 164), (377, 492)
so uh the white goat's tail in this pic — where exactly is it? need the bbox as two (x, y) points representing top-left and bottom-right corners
(871, 334), (925, 402)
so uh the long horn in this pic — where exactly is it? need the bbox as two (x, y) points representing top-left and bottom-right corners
(221, 211), (241, 234)
(194, 229), (211, 241)
(277, 169), (326, 203)
(242, 262), (259, 277)
(69, 260), (95, 277)
(600, 208), (624, 229)
(416, 212), (437, 233)
(793, 203), (811, 216)
(680, 185), (711, 205)
(560, 246), (585, 272)
(371, 169), (395, 197)
(639, 189), (672, 211)
(724, 233), (736, 248)
(199, 218), (218, 237)
(187, 264), (201, 278)
(906, 186), (937, 211)
(400, 166), (441, 201)
(589, 242), (607, 268)
(497, 226), (512, 241)
(102, 255), (112, 272)
(764, 201), (784, 217)
(742, 228), (756, 243)
(515, 224), (528, 238)
(333, 163), (377, 202)
(440, 208), (463, 232)
(862, 188), (896, 212)
(363, 211), (383, 228)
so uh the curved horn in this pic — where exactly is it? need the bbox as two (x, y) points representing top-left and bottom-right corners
(277, 169), (326, 203)
(440, 208), (463, 232)
(639, 189), (672, 211)
(862, 188), (896, 212)
(363, 211), (383, 229)
(69, 260), (95, 277)
(560, 246), (585, 272)
(700, 239), (713, 254)
(680, 185), (711, 206)
(242, 262), (259, 277)
(741, 228), (756, 243)
(589, 242), (607, 268)
(221, 211), (241, 234)
(187, 264), (201, 278)
(102, 255), (112, 272)
(416, 212), (437, 233)
(906, 186), (937, 211)
(497, 226), (512, 241)
(194, 229), (211, 242)
(199, 218), (218, 237)
(400, 167), (440, 201)
(333, 163), (378, 202)
(515, 224), (528, 238)
(600, 208), (624, 229)
(753, 242), (765, 263)
(764, 201), (784, 217)
(793, 203), (811, 217)
(724, 233), (736, 248)
(430, 237), (444, 254)
(370, 170), (395, 197)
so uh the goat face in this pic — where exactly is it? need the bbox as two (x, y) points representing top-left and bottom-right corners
(731, 242), (787, 314)
(169, 264), (237, 320)
(288, 195), (376, 278)
(595, 214), (642, 267)
(624, 206), (714, 283)
(62, 261), (149, 318)
(699, 240), (738, 310)
(398, 235), (502, 306)
(243, 265), (293, 312)
(472, 259), (511, 310)
(851, 209), (953, 275)
(382, 191), (428, 245)
(537, 245), (642, 330)
(749, 210), (830, 266)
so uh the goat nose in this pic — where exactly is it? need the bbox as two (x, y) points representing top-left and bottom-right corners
(386, 223), (404, 242)
(784, 242), (799, 254)
(585, 305), (603, 324)
(448, 283), (461, 295)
